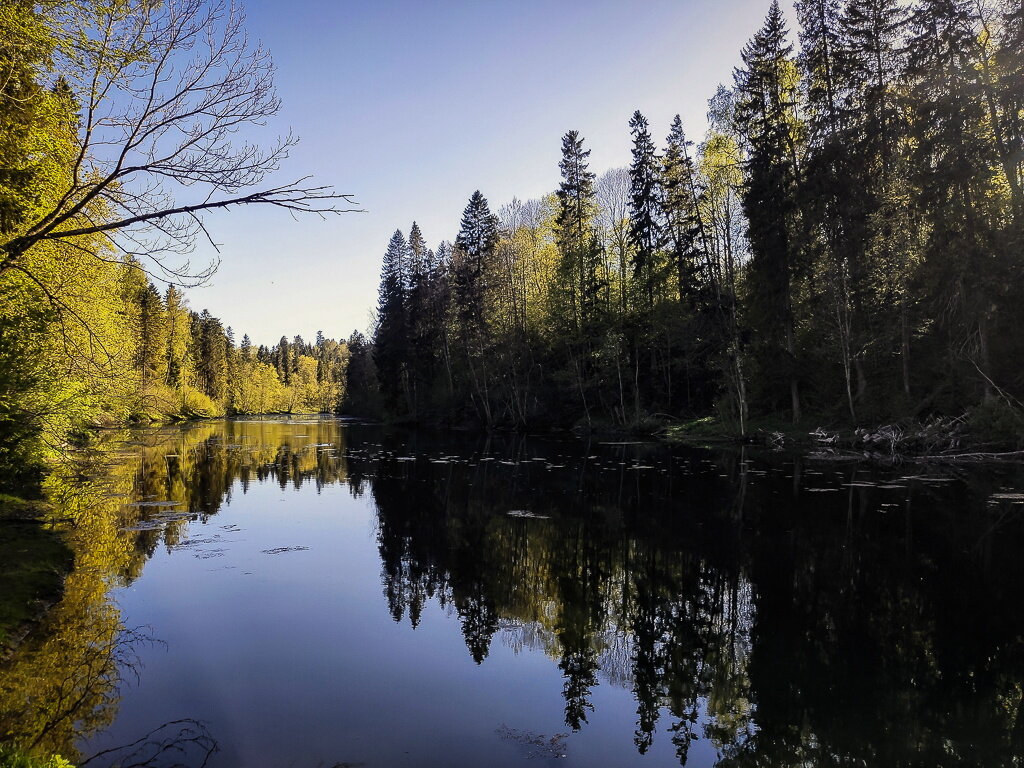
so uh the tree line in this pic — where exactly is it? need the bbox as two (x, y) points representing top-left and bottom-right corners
(363, 0), (1024, 436)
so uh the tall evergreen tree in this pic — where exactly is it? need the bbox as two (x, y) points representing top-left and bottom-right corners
(164, 285), (190, 388)
(734, 0), (805, 422)
(136, 283), (167, 387)
(661, 115), (707, 304)
(276, 335), (291, 385)
(627, 111), (664, 311)
(452, 191), (499, 332)
(798, 0), (862, 420)
(554, 131), (604, 331)
(905, 0), (1000, 402)
(374, 229), (410, 411)
(407, 221), (428, 291)
(839, 0), (913, 400)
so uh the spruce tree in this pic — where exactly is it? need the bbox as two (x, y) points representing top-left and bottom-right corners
(661, 115), (706, 304)
(798, 0), (863, 420)
(136, 282), (167, 386)
(734, 0), (805, 422)
(555, 131), (604, 330)
(276, 335), (291, 385)
(373, 229), (410, 412)
(164, 285), (189, 387)
(627, 111), (663, 311)
(905, 0), (1000, 401)
(408, 221), (428, 291)
(453, 192), (499, 332)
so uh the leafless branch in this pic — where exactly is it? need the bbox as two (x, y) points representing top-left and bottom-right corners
(1, 0), (362, 285)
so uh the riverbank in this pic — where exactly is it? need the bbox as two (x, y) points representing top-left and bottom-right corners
(662, 404), (1024, 460)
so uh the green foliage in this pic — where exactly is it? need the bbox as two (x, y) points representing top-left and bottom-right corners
(967, 399), (1024, 447)
(0, 748), (74, 768)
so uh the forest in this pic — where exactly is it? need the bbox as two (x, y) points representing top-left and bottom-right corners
(3, 0), (1024, 491)
(362, 0), (1024, 440)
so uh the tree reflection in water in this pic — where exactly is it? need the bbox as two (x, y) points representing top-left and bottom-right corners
(1, 418), (1023, 767)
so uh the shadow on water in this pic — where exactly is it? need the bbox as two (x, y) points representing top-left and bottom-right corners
(2, 417), (1024, 766)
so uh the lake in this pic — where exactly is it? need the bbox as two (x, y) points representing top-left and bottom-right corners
(2, 417), (1024, 767)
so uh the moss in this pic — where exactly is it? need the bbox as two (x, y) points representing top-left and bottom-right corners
(0, 495), (72, 650)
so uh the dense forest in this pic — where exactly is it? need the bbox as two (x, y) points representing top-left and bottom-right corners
(361, 0), (1024, 438)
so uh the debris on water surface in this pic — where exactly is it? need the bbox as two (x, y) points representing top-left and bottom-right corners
(989, 493), (1024, 503)
(507, 510), (550, 519)
(194, 549), (226, 559)
(496, 725), (568, 759)
(122, 509), (193, 531)
(127, 500), (184, 508)
(261, 546), (311, 554)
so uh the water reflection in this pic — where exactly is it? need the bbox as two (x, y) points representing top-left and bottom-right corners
(2, 418), (1024, 767)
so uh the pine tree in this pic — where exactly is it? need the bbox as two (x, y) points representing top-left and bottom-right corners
(734, 0), (805, 422)
(839, 0), (913, 400)
(661, 115), (706, 304)
(164, 285), (190, 387)
(627, 111), (664, 311)
(554, 131), (604, 331)
(453, 191), (499, 332)
(798, 0), (863, 420)
(136, 283), (167, 387)
(195, 310), (228, 400)
(406, 224), (437, 415)
(373, 229), (410, 411)
(905, 0), (1001, 401)
(408, 221), (428, 291)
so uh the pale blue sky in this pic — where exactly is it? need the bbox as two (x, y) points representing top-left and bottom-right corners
(186, 0), (794, 346)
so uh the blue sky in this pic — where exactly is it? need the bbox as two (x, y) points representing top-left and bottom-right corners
(187, 0), (793, 346)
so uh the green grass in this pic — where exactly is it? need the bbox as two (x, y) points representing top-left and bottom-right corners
(0, 495), (71, 650)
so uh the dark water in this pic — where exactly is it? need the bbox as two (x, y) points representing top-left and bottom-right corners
(3, 417), (1024, 767)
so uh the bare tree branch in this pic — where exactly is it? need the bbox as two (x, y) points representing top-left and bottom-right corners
(1, 0), (362, 284)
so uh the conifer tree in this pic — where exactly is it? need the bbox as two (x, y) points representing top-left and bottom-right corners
(408, 221), (428, 291)
(661, 115), (707, 305)
(734, 0), (805, 421)
(136, 283), (167, 387)
(554, 132), (604, 331)
(164, 285), (190, 387)
(453, 192), (499, 332)
(374, 229), (410, 411)
(627, 111), (664, 312)
(839, 0), (913, 399)
(905, 0), (1000, 401)
(276, 335), (291, 385)
(798, 0), (862, 420)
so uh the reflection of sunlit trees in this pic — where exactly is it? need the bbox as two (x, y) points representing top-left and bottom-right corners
(9, 422), (1024, 766)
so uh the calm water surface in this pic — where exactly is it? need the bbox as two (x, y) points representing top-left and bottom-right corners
(3, 417), (1024, 767)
